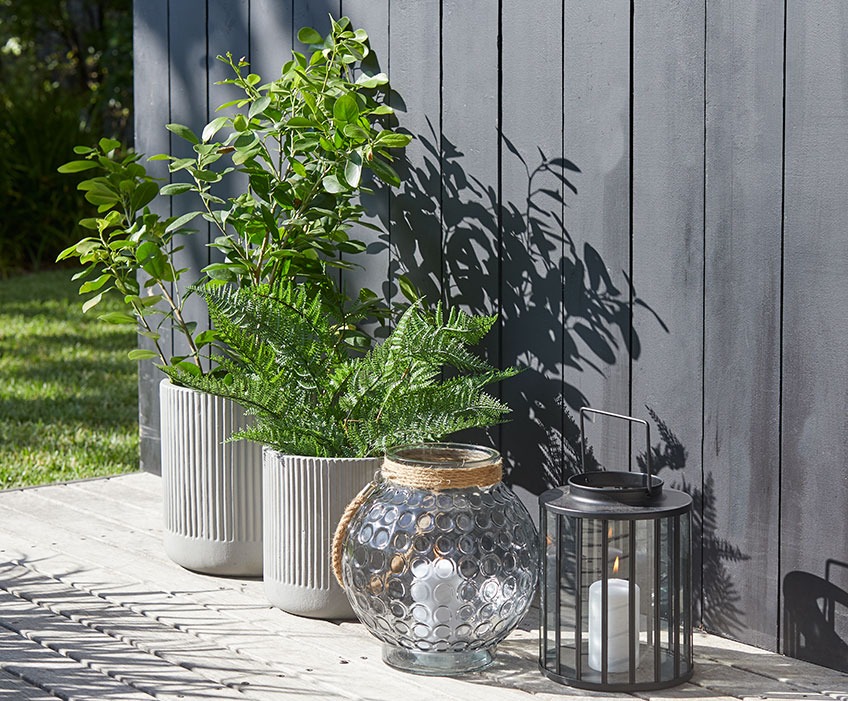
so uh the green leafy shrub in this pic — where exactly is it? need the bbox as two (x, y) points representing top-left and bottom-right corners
(59, 18), (412, 371)
(159, 18), (410, 293)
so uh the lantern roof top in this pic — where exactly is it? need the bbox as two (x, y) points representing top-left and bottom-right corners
(540, 471), (692, 519)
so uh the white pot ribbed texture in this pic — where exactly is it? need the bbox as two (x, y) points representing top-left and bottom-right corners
(160, 379), (263, 575)
(263, 448), (379, 619)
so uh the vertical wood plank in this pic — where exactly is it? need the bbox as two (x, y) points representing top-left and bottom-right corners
(168, 0), (210, 364)
(781, 0), (848, 669)
(208, 2), (250, 109)
(630, 0), (705, 621)
(134, 0), (170, 474)
(249, 0), (293, 81)
(703, 0), (783, 651)
(440, 0), (499, 447)
(339, 1), (391, 310)
(388, 0), (442, 305)
(500, 0), (564, 501)
(441, 0), (499, 318)
(207, 1), (250, 270)
(562, 1), (632, 472)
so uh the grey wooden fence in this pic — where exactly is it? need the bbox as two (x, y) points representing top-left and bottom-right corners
(133, 0), (848, 671)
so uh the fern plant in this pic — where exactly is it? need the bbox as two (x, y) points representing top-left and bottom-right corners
(164, 282), (518, 458)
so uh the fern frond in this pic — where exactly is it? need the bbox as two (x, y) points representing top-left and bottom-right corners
(171, 282), (520, 457)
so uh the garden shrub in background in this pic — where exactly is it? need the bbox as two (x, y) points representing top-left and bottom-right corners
(0, 0), (132, 275)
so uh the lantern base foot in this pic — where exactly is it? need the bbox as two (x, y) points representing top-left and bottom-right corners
(382, 645), (494, 676)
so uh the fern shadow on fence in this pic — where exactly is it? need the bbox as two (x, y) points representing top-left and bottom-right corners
(639, 407), (750, 636)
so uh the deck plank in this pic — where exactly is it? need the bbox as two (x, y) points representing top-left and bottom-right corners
(694, 634), (848, 696)
(0, 668), (60, 700)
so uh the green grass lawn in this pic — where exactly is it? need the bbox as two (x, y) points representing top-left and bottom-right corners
(0, 269), (138, 489)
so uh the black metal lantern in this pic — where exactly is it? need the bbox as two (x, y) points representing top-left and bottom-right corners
(539, 408), (694, 691)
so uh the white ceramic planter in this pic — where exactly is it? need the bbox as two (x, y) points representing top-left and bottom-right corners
(160, 379), (263, 576)
(263, 448), (380, 619)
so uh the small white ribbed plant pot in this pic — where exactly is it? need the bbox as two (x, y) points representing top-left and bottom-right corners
(160, 379), (263, 576)
(263, 448), (380, 619)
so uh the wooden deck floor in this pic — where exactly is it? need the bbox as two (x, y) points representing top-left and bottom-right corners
(0, 472), (845, 701)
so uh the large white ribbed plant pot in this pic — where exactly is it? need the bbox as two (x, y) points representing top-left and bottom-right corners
(160, 379), (263, 576)
(263, 448), (379, 619)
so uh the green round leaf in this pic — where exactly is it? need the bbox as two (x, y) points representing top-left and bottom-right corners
(98, 311), (138, 325)
(160, 183), (194, 196)
(333, 94), (359, 124)
(202, 116), (230, 143)
(344, 154), (362, 188)
(58, 160), (99, 174)
(248, 95), (272, 119)
(355, 72), (388, 89)
(342, 124), (371, 142)
(376, 131), (413, 148)
(297, 26), (324, 45)
(99, 137), (122, 153)
(322, 174), (345, 194)
(132, 181), (160, 211)
(166, 123), (200, 145)
(136, 241), (168, 279)
(128, 348), (159, 361)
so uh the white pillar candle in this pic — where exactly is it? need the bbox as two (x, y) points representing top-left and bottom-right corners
(588, 578), (640, 673)
(409, 558), (463, 641)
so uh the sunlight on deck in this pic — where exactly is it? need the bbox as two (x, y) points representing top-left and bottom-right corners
(0, 474), (845, 700)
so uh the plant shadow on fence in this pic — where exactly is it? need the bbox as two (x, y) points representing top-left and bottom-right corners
(380, 120), (649, 496)
(366, 113), (751, 635)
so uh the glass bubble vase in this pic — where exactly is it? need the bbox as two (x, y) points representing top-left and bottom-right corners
(337, 443), (539, 675)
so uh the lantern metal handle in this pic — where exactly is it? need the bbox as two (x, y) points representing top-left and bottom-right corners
(579, 407), (654, 495)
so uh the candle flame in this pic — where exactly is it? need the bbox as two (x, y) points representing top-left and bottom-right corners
(608, 526), (613, 538)
(613, 555), (620, 575)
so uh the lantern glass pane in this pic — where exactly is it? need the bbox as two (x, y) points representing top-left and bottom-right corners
(580, 518), (604, 679)
(542, 511), (557, 668)
(681, 511), (692, 668)
(635, 518), (657, 685)
(555, 514), (578, 676)
(660, 518), (679, 681)
(658, 516), (672, 682)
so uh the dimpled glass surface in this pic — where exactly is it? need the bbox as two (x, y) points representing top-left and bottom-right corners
(342, 480), (539, 658)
